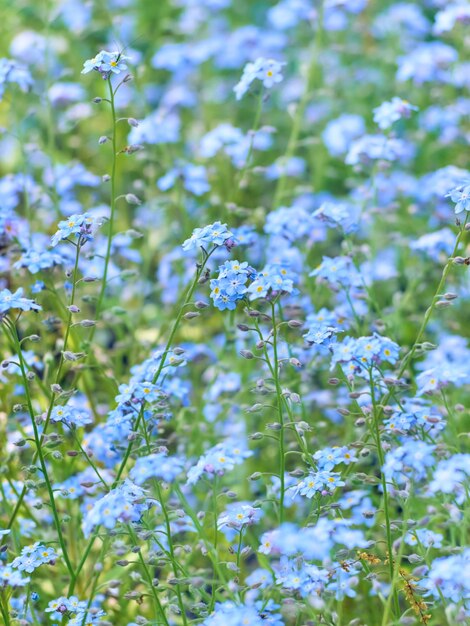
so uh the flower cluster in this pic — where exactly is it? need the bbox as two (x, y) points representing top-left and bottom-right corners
(50, 213), (100, 247)
(82, 480), (149, 537)
(182, 221), (234, 252)
(234, 57), (284, 100)
(82, 50), (130, 78)
(10, 543), (57, 574)
(187, 440), (253, 484)
(210, 260), (252, 310)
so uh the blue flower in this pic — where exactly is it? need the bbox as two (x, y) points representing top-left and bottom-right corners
(0, 288), (41, 314)
(10, 543), (58, 573)
(81, 50), (130, 78)
(130, 451), (185, 485)
(0, 58), (33, 100)
(82, 480), (149, 537)
(373, 97), (418, 130)
(234, 58), (285, 100)
(210, 260), (251, 311)
(421, 549), (470, 603)
(289, 470), (345, 498)
(50, 213), (99, 247)
(50, 404), (93, 428)
(182, 221), (234, 251)
(446, 181), (470, 214)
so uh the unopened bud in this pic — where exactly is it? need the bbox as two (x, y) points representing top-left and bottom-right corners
(99, 136), (108, 144)
(183, 312), (200, 320)
(128, 118), (139, 127)
(125, 193), (142, 205)
(237, 324), (250, 332)
(240, 350), (254, 359)
(80, 319), (95, 327)
(435, 300), (451, 309)
(194, 301), (209, 309)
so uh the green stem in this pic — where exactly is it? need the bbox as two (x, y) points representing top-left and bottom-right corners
(7, 322), (75, 581)
(272, 1), (324, 209)
(155, 481), (188, 626)
(128, 526), (170, 626)
(0, 593), (11, 626)
(7, 241), (82, 529)
(394, 216), (468, 382)
(94, 77), (118, 322)
(236, 90), (263, 194)
(270, 301), (286, 523)
(369, 370), (400, 620)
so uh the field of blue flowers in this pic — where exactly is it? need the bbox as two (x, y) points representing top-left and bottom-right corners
(0, 1), (469, 625)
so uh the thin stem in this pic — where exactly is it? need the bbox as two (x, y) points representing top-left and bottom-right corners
(8, 324), (75, 581)
(128, 526), (170, 626)
(271, 1), (324, 209)
(7, 241), (82, 529)
(369, 370), (400, 620)
(94, 77), (118, 321)
(0, 593), (11, 626)
(236, 90), (264, 194)
(270, 301), (286, 523)
(394, 216), (468, 382)
(155, 481), (188, 626)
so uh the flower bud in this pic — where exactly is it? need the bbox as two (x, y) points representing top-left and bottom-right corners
(183, 311), (200, 320)
(125, 193), (142, 205)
